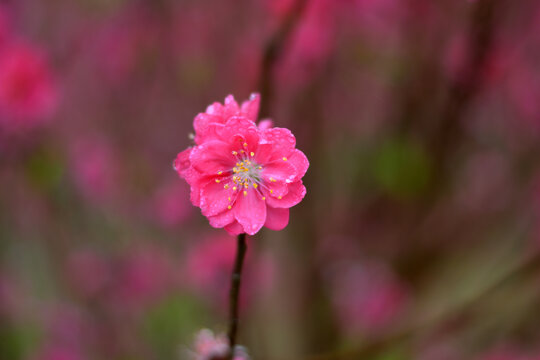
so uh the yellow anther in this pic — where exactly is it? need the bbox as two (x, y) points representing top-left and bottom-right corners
(240, 150), (244, 153)
(224, 184), (229, 189)
(262, 196), (266, 200)
(232, 151), (237, 155)
(270, 189), (273, 194)
(270, 177), (276, 182)
(244, 184), (249, 189)
(243, 190), (247, 196)
(218, 170), (223, 175)
(233, 167), (238, 173)
(253, 183), (258, 189)
(243, 142), (248, 147)
(233, 186), (237, 191)
(278, 196), (282, 199)
(228, 197), (231, 202)
(250, 152), (255, 157)
(215, 179), (220, 183)
(282, 157), (287, 161)
(228, 205), (232, 210)
(240, 162), (244, 166)
(258, 166), (262, 169)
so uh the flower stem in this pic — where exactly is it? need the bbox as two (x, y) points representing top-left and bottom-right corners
(227, 233), (247, 359)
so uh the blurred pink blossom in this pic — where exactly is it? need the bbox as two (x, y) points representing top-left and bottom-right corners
(0, 42), (57, 127)
(184, 233), (275, 308)
(66, 250), (110, 299)
(150, 180), (193, 227)
(329, 261), (410, 335)
(109, 246), (177, 311)
(91, 5), (160, 85)
(69, 137), (120, 204)
(187, 329), (250, 360)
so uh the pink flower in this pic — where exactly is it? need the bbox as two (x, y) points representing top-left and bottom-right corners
(174, 94), (309, 235)
(0, 42), (57, 125)
(187, 329), (250, 360)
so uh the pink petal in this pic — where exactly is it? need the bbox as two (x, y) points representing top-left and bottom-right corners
(189, 140), (234, 174)
(261, 127), (296, 159)
(264, 181), (306, 209)
(262, 160), (298, 184)
(240, 93), (260, 120)
(264, 207), (289, 231)
(217, 116), (259, 147)
(223, 94), (240, 119)
(254, 142), (275, 164)
(193, 113), (225, 144)
(234, 187), (267, 235)
(200, 179), (237, 216)
(208, 208), (235, 228)
(257, 119), (273, 131)
(288, 149), (309, 181)
(174, 148), (192, 175)
(225, 220), (244, 235)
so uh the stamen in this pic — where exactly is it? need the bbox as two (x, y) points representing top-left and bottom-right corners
(243, 190), (247, 196)
(215, 179), (220, 183)
(282, 157), (287, 161)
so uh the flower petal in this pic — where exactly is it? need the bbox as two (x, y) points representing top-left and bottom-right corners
(200, 179), (237, 216)
(264, 181), (306, 208)
(208, 208), (235, 228)
(261, 127), (296, 159)
(189, 140), (234, 174)
(234, 187), (266, 235)
(225, 220), (244, 235)
(288, 149), (309, 181)
(262, 160), (297, 184)
(217, 116), (259, 148)
(264, 207), (289, 231)
(193, 113), (224, 144)
(240, 93), (260, 120)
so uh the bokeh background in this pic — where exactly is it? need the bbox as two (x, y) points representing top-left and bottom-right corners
(1, 0), (540, 359)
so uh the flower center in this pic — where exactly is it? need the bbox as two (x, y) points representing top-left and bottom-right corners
(231, 149), (262, 189)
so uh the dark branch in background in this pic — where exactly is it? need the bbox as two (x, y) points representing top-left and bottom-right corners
(226, 233), (247, 360)
(257, 0), (309, 118)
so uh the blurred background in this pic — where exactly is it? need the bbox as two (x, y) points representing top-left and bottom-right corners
(1, 0), (540, 359)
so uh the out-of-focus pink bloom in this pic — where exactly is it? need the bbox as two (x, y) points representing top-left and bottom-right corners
(277, 0), (340, 86)
(184, 233), (275, 306)
(66, 250), (110, 299)
(69, 137), (119, 204)
(150, 180), (192, 227)
(109, 247), (176, 311)
(329, 261), (409, 335)
(187, 329), (250, 360)
(174, 94), (308, 235)
(91, 5), (160, 85)
(0, 42), (57, 126)
(42, 306), (96, 354)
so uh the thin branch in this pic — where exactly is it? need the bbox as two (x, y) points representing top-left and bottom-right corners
(227, 233), (248, 359)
